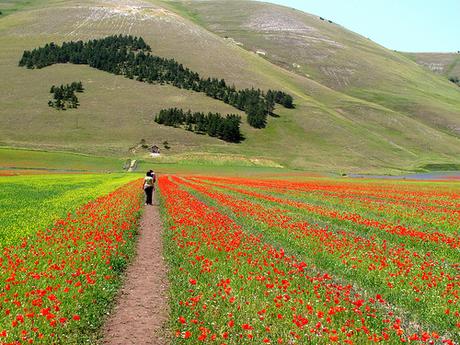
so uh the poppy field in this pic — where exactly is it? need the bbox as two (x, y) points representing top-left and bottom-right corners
(0, 174), (139, 245)
(159, 175), (459, 344)
(1, 172), (458, 344)
(0, 174), (142, 344)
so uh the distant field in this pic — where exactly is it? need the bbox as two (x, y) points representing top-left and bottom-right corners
(0, 147), (126, 172)
(0, 172), (138, 245)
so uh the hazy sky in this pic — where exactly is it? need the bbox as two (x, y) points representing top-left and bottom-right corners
(260, 0), (459, 52)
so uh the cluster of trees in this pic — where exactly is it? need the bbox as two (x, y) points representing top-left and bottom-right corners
(266, 89), (294, 109)
(19, 35), (294, 128)
(19, 35), (150, 69)
(449, 76), (460, 86)
(48, 82), (84, 110)
(155, 108), (242, 143)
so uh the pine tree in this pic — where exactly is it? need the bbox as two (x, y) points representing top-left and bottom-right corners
(48, 82), (83, 110)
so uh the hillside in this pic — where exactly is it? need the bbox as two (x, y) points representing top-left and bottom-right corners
(0, 0), (459, 173)
(166, 0), (460, 137)
(401, 51), (460, 80)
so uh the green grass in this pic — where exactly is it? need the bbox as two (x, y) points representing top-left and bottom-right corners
(401, 52), (460, 80)
(0, 0), (49, 16)
(0, 147), (126, 172)
(0, 0), (459, 173)
(157, 0), (205, 26)
(0, 172), (138, 245)
(420, 163), (460, 171)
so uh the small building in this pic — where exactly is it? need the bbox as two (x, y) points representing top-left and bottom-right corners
(151, 145), (160, 154)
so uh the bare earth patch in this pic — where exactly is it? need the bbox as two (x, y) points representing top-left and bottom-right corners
(102, 204), (170, 345)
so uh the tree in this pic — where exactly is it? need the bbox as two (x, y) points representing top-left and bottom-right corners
(48, 82), (83, 110)
(449, 76), (460, 86)
(70, 94), (79, 108)
(281, 94), (294, 108)
(265, 90), (276, 114)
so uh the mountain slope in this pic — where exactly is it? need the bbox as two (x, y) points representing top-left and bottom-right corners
(0, 0), (459, 172)
(401, 52), (460, 80)
(165, 0), (460, 137)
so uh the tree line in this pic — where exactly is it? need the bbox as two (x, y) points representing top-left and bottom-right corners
(154, 108), (242, 143)
(19, 35), (294, 128)
(449, 76), (460, 87)
(48, 81), (84, 110)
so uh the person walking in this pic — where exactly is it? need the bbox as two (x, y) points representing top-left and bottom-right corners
(143, 171), (155, 205)
(149, 169), (156, 203)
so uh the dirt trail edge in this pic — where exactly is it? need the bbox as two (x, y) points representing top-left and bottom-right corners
(103, 205), (170, 345)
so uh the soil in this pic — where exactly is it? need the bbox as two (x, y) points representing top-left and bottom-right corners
(102, 204), (170, 345)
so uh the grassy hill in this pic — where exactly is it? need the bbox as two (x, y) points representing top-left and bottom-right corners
(166, 0), (460, 137)
(0, 0), (459, 173)
(401, 52), (460, 80)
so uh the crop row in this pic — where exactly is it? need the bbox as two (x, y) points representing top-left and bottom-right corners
(177, 176), (459, 335)
(190, 177), (459, 238)
(159, 175), (457, 344)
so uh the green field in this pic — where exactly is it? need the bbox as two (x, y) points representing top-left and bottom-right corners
(0, 172), (138, 245)
(0, 0), (459, 173)
(0, 147), (126, 172)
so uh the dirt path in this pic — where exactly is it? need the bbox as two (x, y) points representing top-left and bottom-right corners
(102, 205), (169, 345)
